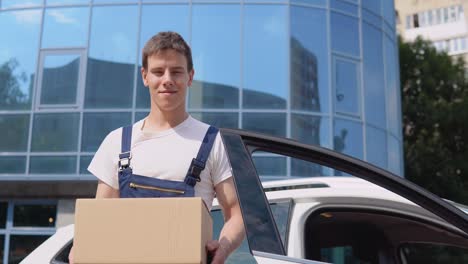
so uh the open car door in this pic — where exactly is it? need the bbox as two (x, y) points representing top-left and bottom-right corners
(220, 129), (468, 263)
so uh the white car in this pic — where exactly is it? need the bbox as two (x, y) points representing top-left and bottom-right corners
(22, 129), (468, 264)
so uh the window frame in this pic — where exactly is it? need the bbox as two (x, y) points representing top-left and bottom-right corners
(0, 200), (57, 264)
(35, 49), (87, 110)
(332, 56), (362, 118)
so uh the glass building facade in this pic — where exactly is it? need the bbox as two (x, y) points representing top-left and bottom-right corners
(0, 0), (402, 262)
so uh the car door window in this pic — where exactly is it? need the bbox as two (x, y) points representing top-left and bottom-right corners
(400, 243), (468, 263)
(220, 129), (468, 264)
(211, 200), (292, 264)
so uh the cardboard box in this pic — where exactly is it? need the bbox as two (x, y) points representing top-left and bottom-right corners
(74, 197), (213, 264)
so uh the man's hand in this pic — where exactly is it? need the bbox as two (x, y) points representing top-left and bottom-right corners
(68, 245), (74, 264)
(206, 240), (228, 264)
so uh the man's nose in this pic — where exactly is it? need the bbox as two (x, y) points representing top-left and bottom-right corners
(162, 70), (174, 85)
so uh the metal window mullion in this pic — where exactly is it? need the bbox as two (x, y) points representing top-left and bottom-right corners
(286, 2), (291, 178)
(76, 49), (88, 176)
(327, 0), (334, 152)
(184, 0), (193, 113)
(358, 0), (367, 162)
(239, 0), (244, 129)
(131, 1), (143, 124)
(26, 5), (47, 176)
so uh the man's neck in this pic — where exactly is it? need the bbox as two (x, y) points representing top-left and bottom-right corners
(143, 108), (189, 132)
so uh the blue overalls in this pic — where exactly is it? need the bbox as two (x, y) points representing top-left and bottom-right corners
(117, 125), (219, 198)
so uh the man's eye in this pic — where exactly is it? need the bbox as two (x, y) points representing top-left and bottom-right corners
(153, 71), (163, 76)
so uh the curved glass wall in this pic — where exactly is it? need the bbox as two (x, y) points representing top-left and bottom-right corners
(0, 0), (403, 183)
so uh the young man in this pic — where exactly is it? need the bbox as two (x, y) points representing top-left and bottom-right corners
(69, 32), (244, 264)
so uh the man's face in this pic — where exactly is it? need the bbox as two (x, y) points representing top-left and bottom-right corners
(141, 49), (194, 114)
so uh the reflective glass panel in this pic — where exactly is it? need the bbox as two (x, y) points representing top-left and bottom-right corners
(331, 12), (359, 57)
(189, 80), (239, 109)
(29, 156), (77, 174)
(362, 0), (381, 16)
(334, 118), (363, 159)
(42, 7), (89, 48)
(0, 156), (26, 174)
(190, 5), (240, 109)
(366, 126), (387, 169)
(137, 5), (190, 108)
(387, 134), (402, 176)
(9, 235), (50, 263)
(0, 114), (29, 152)
(291, 0), (326, 6)
(330, 0), (358, 15)
(81, 112), (132, 152)
(385, 36), (401, 138)
(334, 58), (360, 116)
(211, 209), (256, 264)
(46, 0), (89, 4)
(400, 243), (468, 263)
(291, 157), (332, 177)
(40, 54), (80, 105)
(31, 113), (79, 152)
(0, 202), (6, 228)
(244, 0), (285, 2)
(243, 113), (286, 137)
(135, 111), (149, 121)
(252, 156), (286, 177)
(362, 8), (381, 27)
(142, 0), (187, 2)
(363, 23), (386, 129)
(291, 114), (330, 147)
(382, 0), (395, 26)
(85, 5), (138, 109)
(243, 5), (288, 109)
(0, 10), (41, 110)
(189, 112), (238, 129)
(1, 0), (42, 8)
(291, 7), (329, 113)
(13, 204), (56, 227)
(79, 155), (92, 174)
(94, 0), (137, 2)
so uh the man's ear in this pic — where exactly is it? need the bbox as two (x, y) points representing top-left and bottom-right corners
(188, 69), (195, 87)
(141, 67), (148, 87)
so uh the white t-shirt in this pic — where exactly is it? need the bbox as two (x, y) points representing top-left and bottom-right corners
(88, 116), (232, 209)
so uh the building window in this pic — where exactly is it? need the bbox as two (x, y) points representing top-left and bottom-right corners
(334, 57), (361, 117)
(460, 37), (467, 51)
(36, 50), (86, 109)
(449, 6), (457, 22)
(435, 8), (442, 25)
(427, 10), (433, 25)
(413, 14), (419, 28)
(406, 15), (412, 29)
(0, 201), (57, 263)
(443, 7), (449, 23)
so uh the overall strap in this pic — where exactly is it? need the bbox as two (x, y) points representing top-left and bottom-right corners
(119, 125), (133, 170)
(184, 126), (219, 186)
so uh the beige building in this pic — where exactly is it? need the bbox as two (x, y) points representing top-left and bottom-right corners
(396, 0), (468, 61)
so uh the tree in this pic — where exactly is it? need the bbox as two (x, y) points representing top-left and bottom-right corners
(0, 58), (28, 108)
(400, 36), (468, 204)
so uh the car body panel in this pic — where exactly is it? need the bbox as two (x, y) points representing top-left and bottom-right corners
(21, 129), (468, 263)
(219, 128), (468, 262)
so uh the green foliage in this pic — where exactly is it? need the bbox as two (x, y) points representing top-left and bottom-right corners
(0, 59), (28, 108)
(400, 36), (468, 204)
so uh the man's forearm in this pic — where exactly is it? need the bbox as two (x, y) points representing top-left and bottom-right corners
(218, 213), (245, 257)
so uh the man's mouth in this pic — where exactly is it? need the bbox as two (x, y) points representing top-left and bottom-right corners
(159, 90), (177, 94)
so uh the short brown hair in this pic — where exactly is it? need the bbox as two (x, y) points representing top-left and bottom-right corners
(142, 31), (193, 72)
